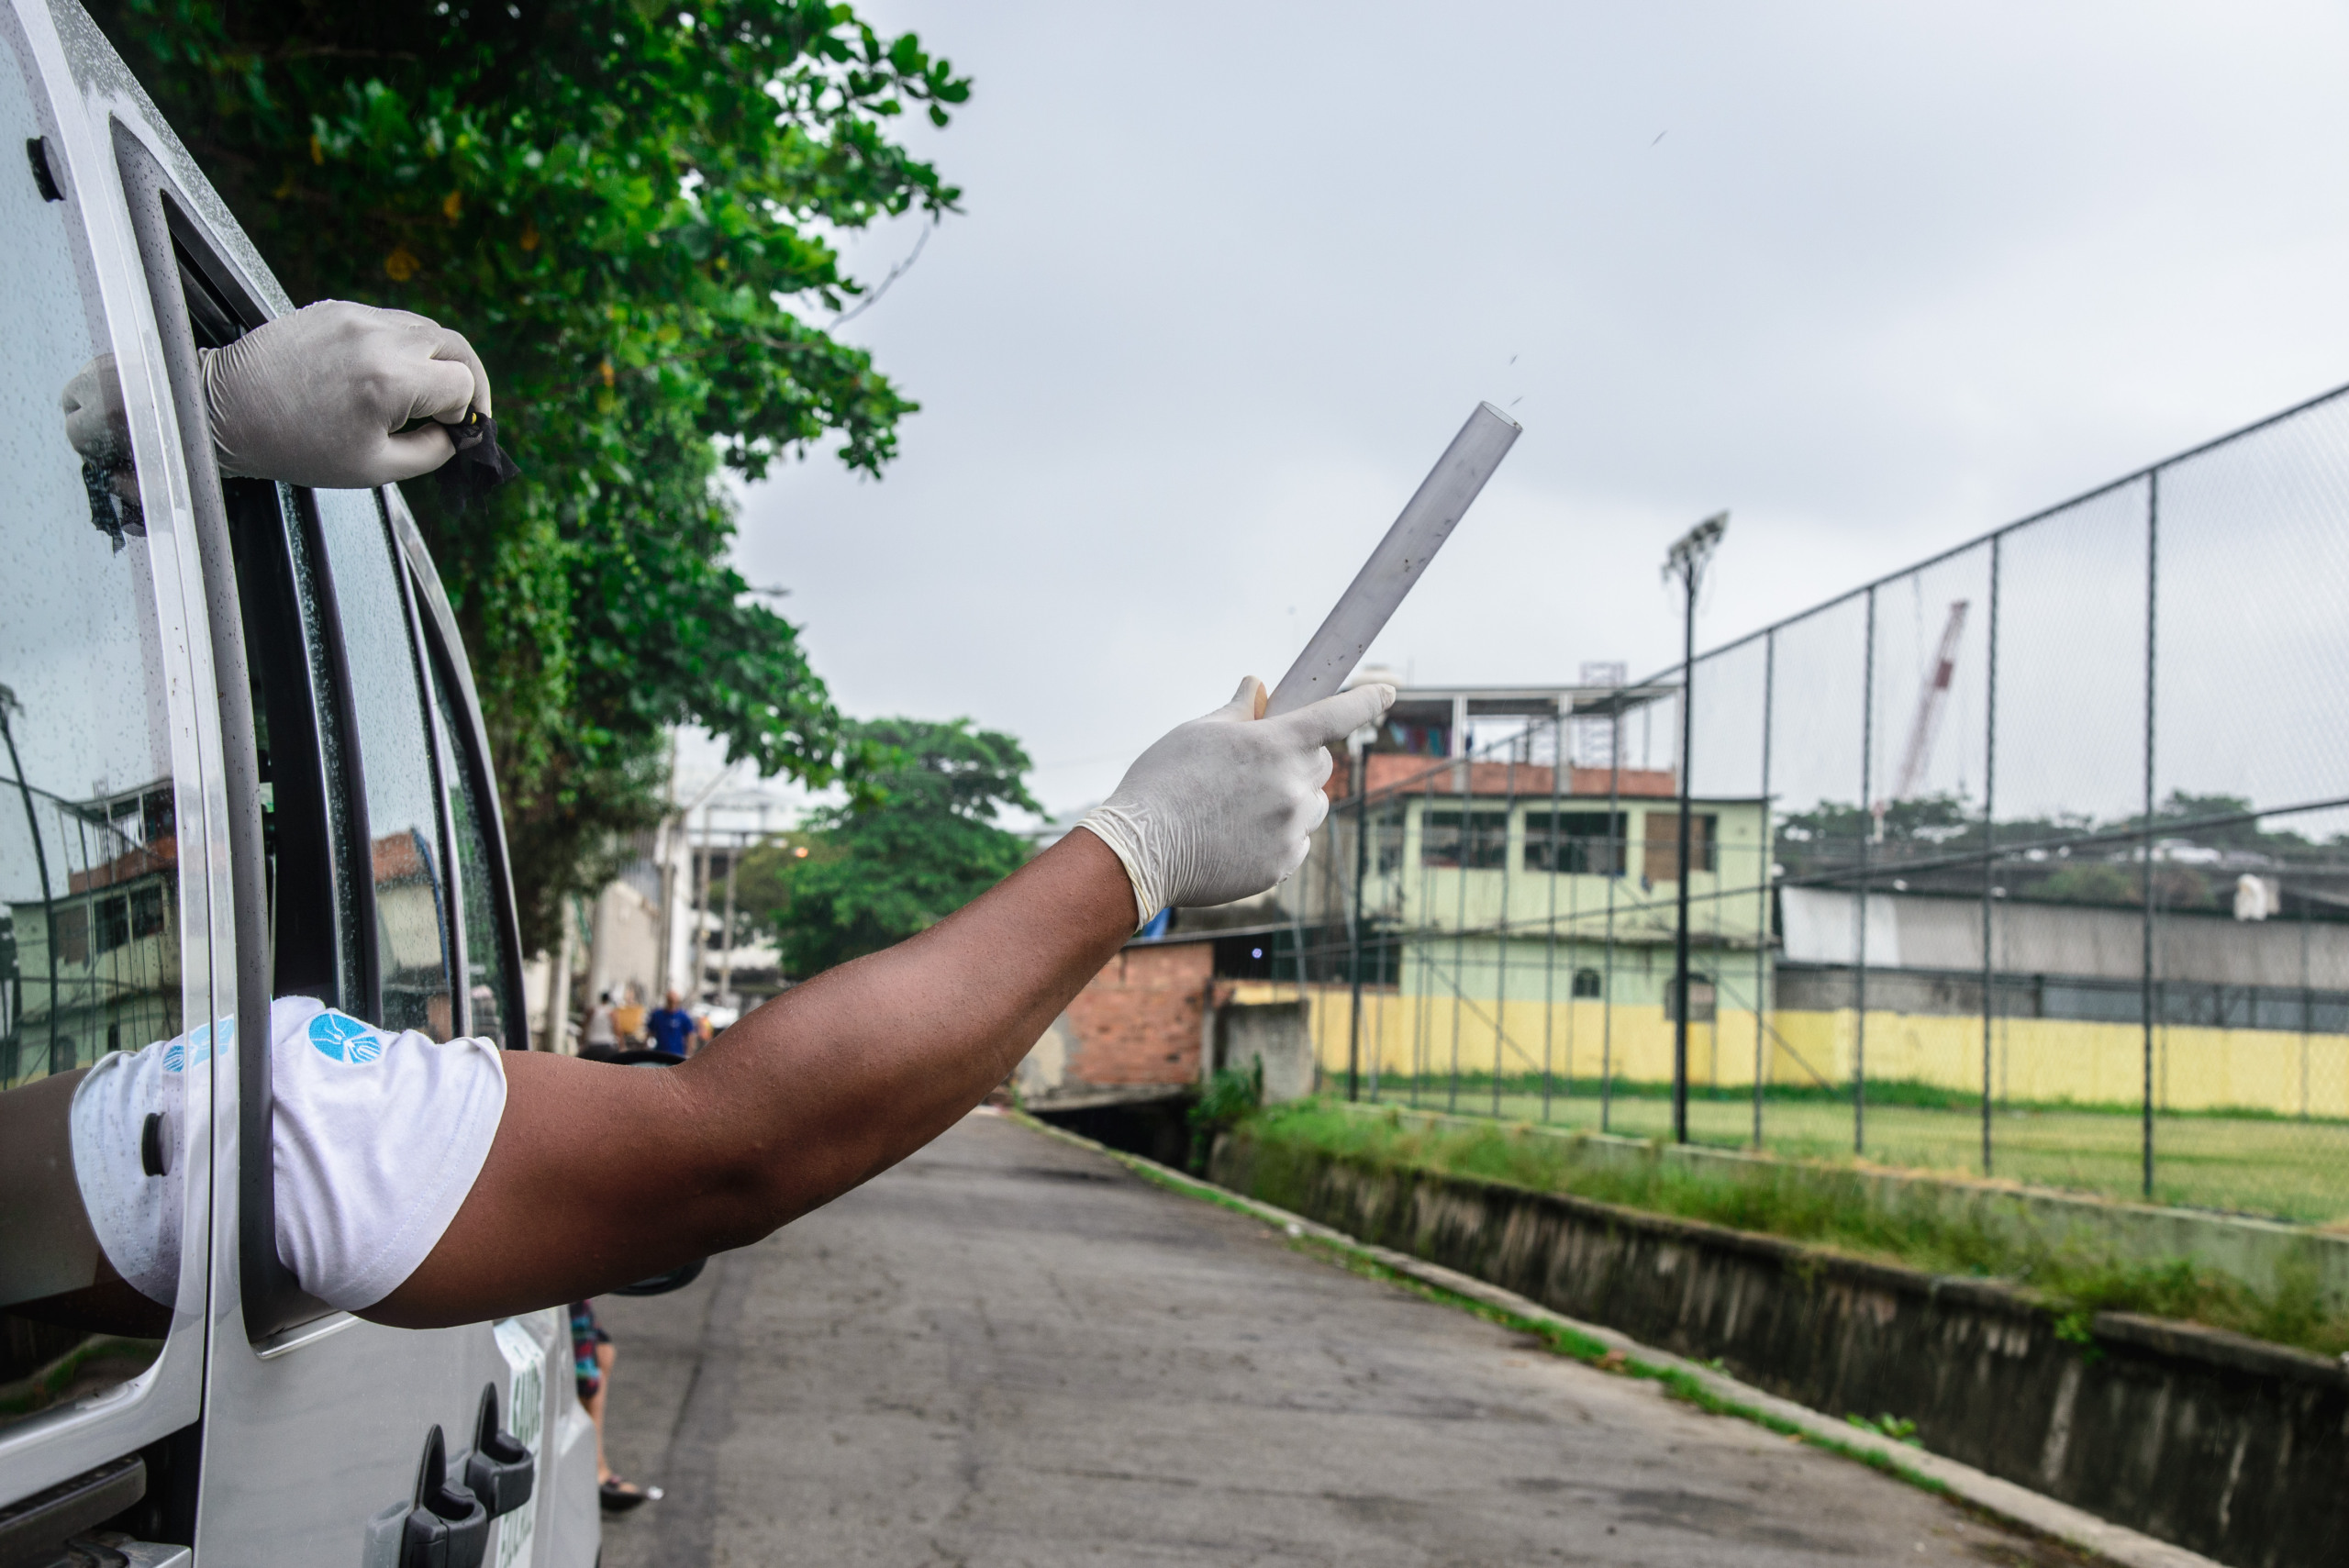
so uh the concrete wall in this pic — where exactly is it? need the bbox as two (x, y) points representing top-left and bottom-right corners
(1210, 1130), (2349, 1568)
(1785, 886), (2349, 989)
(1278, 978), (2349, 1119)
(1303, 1101), (2349, 1307)
(1280, 983), (1809, 1089)
(583, 878), (661, 1009)
(1210, 1001), (1314, 1103)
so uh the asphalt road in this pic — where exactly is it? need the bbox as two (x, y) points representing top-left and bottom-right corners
(594, 1111), (2069, 1567)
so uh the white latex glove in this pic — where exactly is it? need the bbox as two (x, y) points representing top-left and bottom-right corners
(198, 300), (492, 489)
(1080, 676), (1397, 929)
(61, 352), (133, 470)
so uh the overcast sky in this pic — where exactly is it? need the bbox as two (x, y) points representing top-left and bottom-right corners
(687, 2), (2349, 825)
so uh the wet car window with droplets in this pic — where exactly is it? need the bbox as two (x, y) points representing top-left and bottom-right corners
(0, 28), (185, 1428)
(309, 490), (453, 1040)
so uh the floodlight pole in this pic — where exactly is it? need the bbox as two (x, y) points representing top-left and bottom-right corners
(1664, 513), (1729, 1144)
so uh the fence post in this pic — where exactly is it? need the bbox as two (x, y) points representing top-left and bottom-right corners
(1543, 711), (1564, 1123)
(1348, 751), (1369, 1102)
(1448, 742), (1473, 1113)
(2142, 470), (2160, 1198)
(1855, 586), (1876, 1155)
(1493, 739), (1520, 1116)
(1541, 708), (1559, 1112)
(1982, 533), (2002, 1176)
(1672, 636), (1697, 1144)
(1602, 704), (1623, 1133)
(1412, 767), (1437, 1108)
(1755, 629), (1775, 1150)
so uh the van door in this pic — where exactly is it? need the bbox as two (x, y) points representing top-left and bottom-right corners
(91, 46), (594, 1568)
(0, 3), (212, 1559)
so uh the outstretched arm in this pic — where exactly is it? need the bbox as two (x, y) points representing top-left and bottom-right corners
(367, 676), (1394, 1328)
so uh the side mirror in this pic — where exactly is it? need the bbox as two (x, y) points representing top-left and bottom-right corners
(605, 1048), (709, 1296)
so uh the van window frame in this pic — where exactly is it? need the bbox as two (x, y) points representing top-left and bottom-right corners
(111, 126), (325, 1342)
(114, 144), (529, 1346)
(0, 51), (210, 1505)
(384, 491), (529, 1047)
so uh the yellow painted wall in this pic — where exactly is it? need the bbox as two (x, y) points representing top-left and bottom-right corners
(1259, 982), (2349, 1117)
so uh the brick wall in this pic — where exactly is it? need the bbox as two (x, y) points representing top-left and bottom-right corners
(1062, 940), (1218, 1088)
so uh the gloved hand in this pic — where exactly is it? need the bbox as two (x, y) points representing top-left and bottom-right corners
(198, 300), (492, 489)
(61, 353), (145, 547)
(1080, 676), (1397, 929)
(61, 352), (133, 472)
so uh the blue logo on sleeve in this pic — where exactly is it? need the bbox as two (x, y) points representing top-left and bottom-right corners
(308, 1010), (386, 1064)
(161, 1018), (229, 1074)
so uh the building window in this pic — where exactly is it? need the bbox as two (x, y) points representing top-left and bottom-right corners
(1373, 806), (1408, 876)
(95, 894), (129, 954)
(56, 904), (88, 967)
(1664, 973), (1717, 1023)
(129, 884), (165, 939)
(1523, 811), (1626, 875)
(1642, 812), (1718, 881)
(1420, 809), (1507, 869)
(1572, 967), (1602, 998)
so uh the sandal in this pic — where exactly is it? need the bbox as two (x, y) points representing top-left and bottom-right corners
(599, 1478), (663, 1514)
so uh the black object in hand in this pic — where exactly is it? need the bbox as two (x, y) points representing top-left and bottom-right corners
(438, 410), (521, 514)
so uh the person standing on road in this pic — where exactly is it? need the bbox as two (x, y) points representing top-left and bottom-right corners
(613, 989), (648, 1048)
(582, 993), (620, 1062)
(570, 1300), (661, 1513)
(644, 990), (698, 1060)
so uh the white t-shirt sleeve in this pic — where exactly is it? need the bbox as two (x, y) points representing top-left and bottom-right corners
(68, 1024), (202, 1305)
(68, 997), (508, 1314)
(268, 996), (507, 1311)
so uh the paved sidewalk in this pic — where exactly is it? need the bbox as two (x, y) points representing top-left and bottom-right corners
(596, 1112), (2076, 1566)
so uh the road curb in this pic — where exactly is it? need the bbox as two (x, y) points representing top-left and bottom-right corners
(994, 1106), (2224, 1568)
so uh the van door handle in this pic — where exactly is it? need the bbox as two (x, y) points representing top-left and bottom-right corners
(400, 1426), (488, 1568)
(462, 1385), (534, 1519)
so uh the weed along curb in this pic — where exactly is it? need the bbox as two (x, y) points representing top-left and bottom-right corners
(1309, 1101), (2349, 1310)
(999, 1109), (2223, 1568)
(1193, 1119), (2343, 1568)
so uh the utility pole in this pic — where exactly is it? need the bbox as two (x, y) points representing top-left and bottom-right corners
(655, 730), (680, 999)
(688, 808), (712, 1006)
(1347, 740), (1369, 1102)
(1664, 512), (1729, 1144)
(718, 830), (740, 1014)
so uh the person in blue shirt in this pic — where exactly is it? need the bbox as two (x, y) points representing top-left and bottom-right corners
(644, 991), (698, 1060)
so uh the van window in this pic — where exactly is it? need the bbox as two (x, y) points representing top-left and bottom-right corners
(230, 479), (363, 1012)
(310, 492), (453, 1039)
(423, 638), (512, 1046)
(0, 30), (184, 1425)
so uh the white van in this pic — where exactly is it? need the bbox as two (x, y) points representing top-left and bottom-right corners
(0, 0), (602, 1561)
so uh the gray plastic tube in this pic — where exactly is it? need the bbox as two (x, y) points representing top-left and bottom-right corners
(1264, 401), (1522, 718)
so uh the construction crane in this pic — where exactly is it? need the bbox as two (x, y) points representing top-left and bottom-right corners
(1872, 600), (1968, 840)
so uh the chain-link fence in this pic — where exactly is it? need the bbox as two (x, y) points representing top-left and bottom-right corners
(1269, 383), (2349, 1224)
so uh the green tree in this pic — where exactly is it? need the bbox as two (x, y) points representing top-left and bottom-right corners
(2031, 862), (2139, 907)
(90, 0), (971, 950)
(737, 717), (1039, 976)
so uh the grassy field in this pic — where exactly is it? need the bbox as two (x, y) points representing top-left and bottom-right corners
(1235, 1097), (2349, 1357)
(1342, 1075), (2349, 1224)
